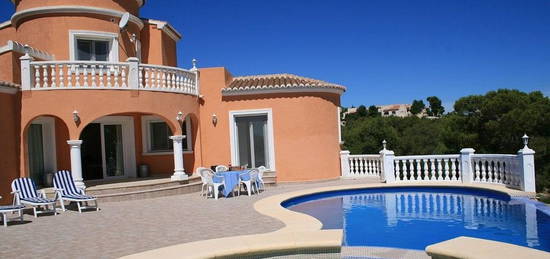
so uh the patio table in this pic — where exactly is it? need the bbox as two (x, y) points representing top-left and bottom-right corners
(214, 170), (249, 197)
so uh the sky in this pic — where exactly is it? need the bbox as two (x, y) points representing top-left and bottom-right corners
(2, 0), (549, 110)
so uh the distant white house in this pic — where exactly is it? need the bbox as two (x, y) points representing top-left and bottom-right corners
(344, 104), (428, 118)
(377, 104), (412, 117)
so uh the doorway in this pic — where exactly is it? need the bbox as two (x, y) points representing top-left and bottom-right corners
(27, 117), (57, 187)
(229, 109), (276, 170)
(80, 116), (136, 180)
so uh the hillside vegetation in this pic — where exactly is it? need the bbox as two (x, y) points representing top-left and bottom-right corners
(342, 89), (550, 192)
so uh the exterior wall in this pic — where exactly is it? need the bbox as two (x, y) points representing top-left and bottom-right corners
(0, 22), (16, 43)
(140, 23), (178, 66)
(198, 68), (342, 182)
(0, 92), (20, 204)
(15, 15), (140, 61)
(19, 90), (200, 178)
(14, 0), (140, 15)
(0, 52), (20, 83)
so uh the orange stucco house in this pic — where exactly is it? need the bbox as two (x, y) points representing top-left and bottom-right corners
(0, 0), (345, 202)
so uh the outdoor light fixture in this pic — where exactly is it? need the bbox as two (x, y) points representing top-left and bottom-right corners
(176, 111), (183, 122)
(212, 114), (218, 125)
(382, 139), (387, 150)
(522, 134), (529, 148)
(72, 110), (80, 122)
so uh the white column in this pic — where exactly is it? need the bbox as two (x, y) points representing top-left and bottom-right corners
(380, 148), (395, 183)
(127, 57), (139, 90)
(340, 150), (350, 177)
(67, 140), (85, 189)
(20, 53), (33, 91)
(518, 147), (536, 192)
(460, 148), (475, 183)
(170, 135), (188, 181)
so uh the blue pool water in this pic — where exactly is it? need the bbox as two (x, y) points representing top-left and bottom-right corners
(283, 187), (550, 251)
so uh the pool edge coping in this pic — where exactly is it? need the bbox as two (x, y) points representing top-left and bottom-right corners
(119, 182), (541, 259)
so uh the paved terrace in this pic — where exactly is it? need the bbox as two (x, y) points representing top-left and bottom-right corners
(0, 178), (380, 259)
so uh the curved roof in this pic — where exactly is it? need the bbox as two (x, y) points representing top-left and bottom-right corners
(222, 73), (346, 96)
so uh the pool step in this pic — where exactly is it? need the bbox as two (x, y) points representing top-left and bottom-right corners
(341, 246), (430, 259)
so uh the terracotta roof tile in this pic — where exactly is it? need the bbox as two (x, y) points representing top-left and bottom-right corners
(0, 81), (20, 88)
(223, 73), (346, 95)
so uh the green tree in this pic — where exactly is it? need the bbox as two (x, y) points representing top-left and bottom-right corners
(357, 105), (367, 117)
(410, 100), (425, 115)
(367, 105), (381, 117)
(426, 96), (444, 116)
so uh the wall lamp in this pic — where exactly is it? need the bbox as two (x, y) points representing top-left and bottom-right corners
(212, 114), (218, 125)
(72, 110), (80, 123)
(176, 111), (184, 122)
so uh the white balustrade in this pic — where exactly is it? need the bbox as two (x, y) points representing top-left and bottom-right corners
(471, 154), (520, 188)
(393, 155), (461, 182)
(30, 61), (129, 90)
(138, 64), (198, 95)
(25, 60), (198, 96)
(346, 154), (382, 177)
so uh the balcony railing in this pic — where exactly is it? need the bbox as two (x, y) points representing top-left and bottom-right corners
(340, 136), (537, 192)
(20, 57), (199, 96)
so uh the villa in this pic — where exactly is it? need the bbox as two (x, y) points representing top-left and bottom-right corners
(0, 1), (548, 259)
(0, 0), (345, 203)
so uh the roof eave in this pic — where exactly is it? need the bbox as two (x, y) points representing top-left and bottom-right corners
(221, 86), (345, 96)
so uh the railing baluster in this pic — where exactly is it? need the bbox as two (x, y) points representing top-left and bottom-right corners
(34, 65), (41, 88)
(481, 160), (487, 182)
(42, 65), (48, 88)
(50, 64), (56, 88)
(67, 65), (73, 87)
(74, 65), (81, 87)
(443, 158), (450, 181)
(82, 65), (88, 87)
(121, 66), (127, 88)
(58, 64), (64, 88)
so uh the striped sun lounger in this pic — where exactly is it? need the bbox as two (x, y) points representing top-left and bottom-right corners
(11, 178), (57, 217)
(54, 170), (99, 213)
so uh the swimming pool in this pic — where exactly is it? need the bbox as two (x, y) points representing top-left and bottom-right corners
(283, 187), (550, 252)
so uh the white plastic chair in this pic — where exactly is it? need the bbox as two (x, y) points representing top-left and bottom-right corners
(200, 168), (224, 199)
(257, 166), (267, 192)
(239, 169), (259, 196)
(215, 165), (229, 172)
(195, 167), (207, 196)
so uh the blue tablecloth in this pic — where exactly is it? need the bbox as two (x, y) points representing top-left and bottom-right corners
(214, 170), (249, 197)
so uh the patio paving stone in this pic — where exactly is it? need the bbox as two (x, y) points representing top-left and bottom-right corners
(0, 178), (378, 259)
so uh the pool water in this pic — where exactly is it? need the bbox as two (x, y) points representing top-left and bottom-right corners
(283, 187), (550, 252)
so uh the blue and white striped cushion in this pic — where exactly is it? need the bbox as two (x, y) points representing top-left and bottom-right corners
(54, 170), (96, 200)
(12, 178), (39, 199)
(54, 170), (83, 196)
(62, 194), (95, 200)
(20, 197), (55, 204)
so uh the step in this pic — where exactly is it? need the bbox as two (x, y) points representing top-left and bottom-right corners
(86, 178), (188, 196)
(95, 181), (203, 202)
(40, 171), (277, 203)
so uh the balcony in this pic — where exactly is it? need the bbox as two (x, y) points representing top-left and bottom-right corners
(20, 57), (199, 96)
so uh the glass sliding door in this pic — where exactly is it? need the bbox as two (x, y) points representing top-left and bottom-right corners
(235, 116), (269, 168)
(102, 124), (124, 177)
(28, 124), (45, 186)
